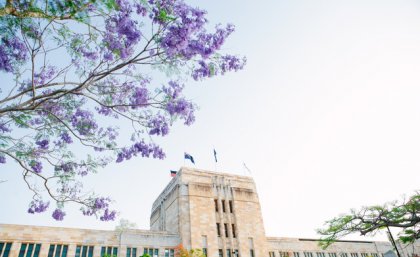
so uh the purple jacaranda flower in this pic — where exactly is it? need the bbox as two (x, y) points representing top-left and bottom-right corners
(162, 81), (184, 99)
(28, 199), (49, 213)
(30, 161), (43, 173)
(135, 3), (147, 16)
(103, 0), (141, 59)
(0, 155), (6, 164)
(130, 87), (149, 108)
(0, 36), (28, 72)
(220, 55), (247, 74)
(166, 98), (196, 125)
(36, 139), (49, 150)
(148, 115), (169, 136)
(0, 120), (10, 133)
(116, 140), (165, 163)
(100, 208), (117, 221)
(33, 66), (57, 86)
(60, 133), (73, 144)
(52, 209), (66, 221)
(71, 109), (98, 136)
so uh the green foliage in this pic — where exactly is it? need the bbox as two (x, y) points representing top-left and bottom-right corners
(317, 191), (420, 249)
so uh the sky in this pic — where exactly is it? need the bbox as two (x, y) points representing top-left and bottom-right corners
(1, 0), (420, 243)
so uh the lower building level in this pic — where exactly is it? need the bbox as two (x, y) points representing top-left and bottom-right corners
(1, 168), (418, 257)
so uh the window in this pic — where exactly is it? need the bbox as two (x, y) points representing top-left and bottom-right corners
(165, 249), (174, 257)
(19, 243), (42, 257)
(250, 250), (255, 257)
(202, 235), (207, 256)
(328, 254), (337, 257)
(227, 249), (232, 257)
(48, 245), (68, 257)
(219, 250), (224, 257)
(316, 253), (325, 257)
(232, 224), (236, 238)
(101, 247), (118, 257)
(75, 246), (94, 257)
(233, 250), (239, 257)
(0, 242), (12, 257)
(293, 253), (300, 257)
(127, 248), (137, 257)
(144, 248), (159, 257)
(269, 252), (275, 257)
(224, 223), (229, 237)
(280, 253), (289, 257)
(215, 200), (219, 212)
(339, 254), (348, 257)
(216, 223), (221, 237)
(229, 200), (233, 213)
(350, 253), (358, 257)
(304, 253), (313, 257)
(222, 200), (226, 212)
(371, 254), (378, 257)
(361, 254), (368, 257)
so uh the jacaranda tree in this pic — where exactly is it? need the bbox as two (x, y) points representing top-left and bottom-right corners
(0, 0), (245, 221)
(317, 191), (420, 249)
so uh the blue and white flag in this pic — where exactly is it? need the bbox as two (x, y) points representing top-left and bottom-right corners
(184, 152), (195, 164)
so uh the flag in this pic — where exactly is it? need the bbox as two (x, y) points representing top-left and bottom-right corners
(184, 152), (195, 164)
(243, 162), (252, 174)
(170, 170), (177, 177)
(213, 149), (218, 163)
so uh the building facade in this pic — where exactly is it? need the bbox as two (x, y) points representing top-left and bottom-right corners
(1, 167), (419, 257)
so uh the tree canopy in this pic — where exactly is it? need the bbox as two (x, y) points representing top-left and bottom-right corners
(0, 0), (245, 221)
(317, 191), (420, 249)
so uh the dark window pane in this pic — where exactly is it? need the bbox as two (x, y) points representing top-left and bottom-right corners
(26, 244), (34, 257)
(219, 250), (224, 257)
(19, 244), (28, 257)
(113, 248), (118, 256)
(229, 201), (233, 213)
(62, 246), (68, 257)
(4, 243), (13, 257)
(154, 249), (158, 257)
(33, 244), (41, 257)
(107, 247), (112, 255)
(222, 200), (226, 212)
(48, 246), (55, 257)
(127, 248), (132, 257)
(149, 249), (153, 256)
(133, 248), (137, 257)
(215, 200), (218, 212)
(165, 249), (169, 257)
(144, 249), (147, 255)
(55, 245), (62, 257)
(101, 247), (105, 257)
(170, 250), (174, 257)
(0, 242), (4, 257)
(82, 246), (88, 257)
(75, 246), (81, 257)
(88, 247), (94, 257)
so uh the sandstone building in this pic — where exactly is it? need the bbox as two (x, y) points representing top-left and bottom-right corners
(1, 168), (418, 257)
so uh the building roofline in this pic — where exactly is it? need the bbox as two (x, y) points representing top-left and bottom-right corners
(0, 223), (179, 236)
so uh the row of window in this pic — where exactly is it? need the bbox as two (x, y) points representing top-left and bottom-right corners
(216, 223), (236, 238)
(215, 199), (234, 213)
(218, 249), (240, 257)
(0, 242), (176, 257)
(270, 252), (381, 257)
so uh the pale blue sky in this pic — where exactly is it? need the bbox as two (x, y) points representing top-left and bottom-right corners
(1, 0), (420, 242)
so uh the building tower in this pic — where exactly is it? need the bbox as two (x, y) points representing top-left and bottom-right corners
(150, 167), (267, 257)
